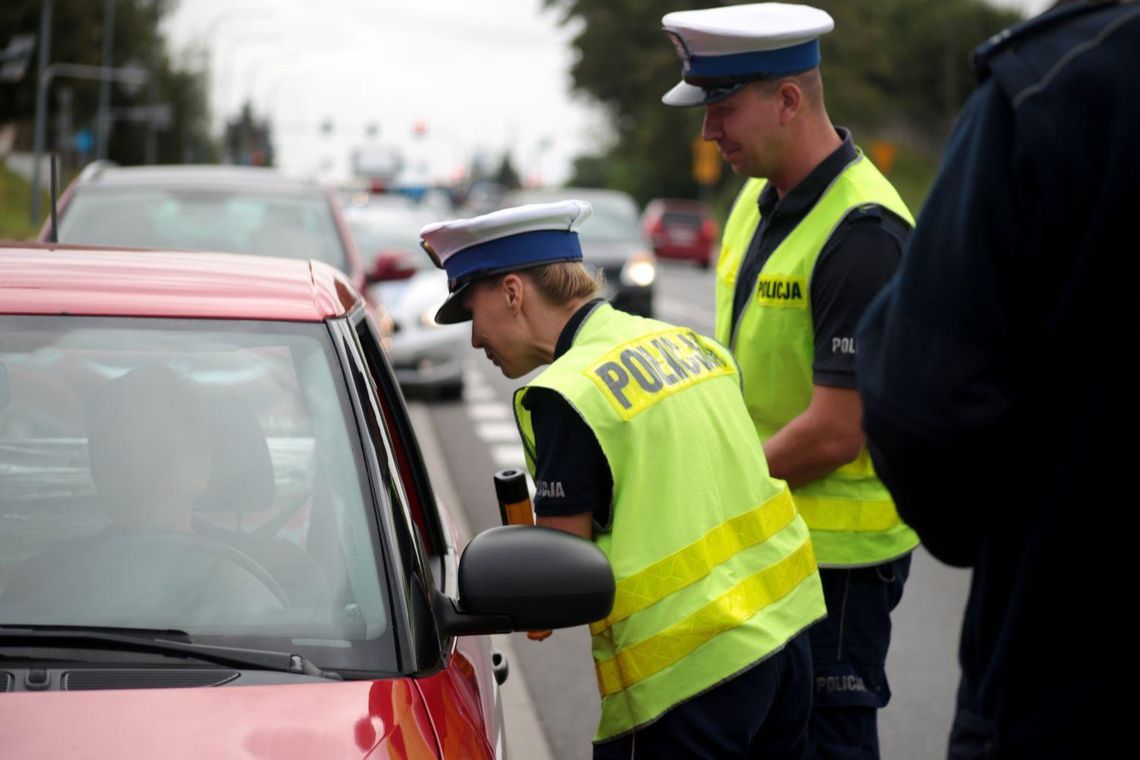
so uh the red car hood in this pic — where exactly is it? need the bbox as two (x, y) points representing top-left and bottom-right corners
(0, 679), (441, 759)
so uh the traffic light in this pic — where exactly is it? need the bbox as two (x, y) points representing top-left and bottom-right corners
(692, 137), (722, 186)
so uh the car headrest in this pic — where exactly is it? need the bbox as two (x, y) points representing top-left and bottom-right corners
(193, 397), (276, 515)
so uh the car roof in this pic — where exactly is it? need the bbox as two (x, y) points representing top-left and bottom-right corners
(76, 164), (327, 196)
(0, 243), (360, 322)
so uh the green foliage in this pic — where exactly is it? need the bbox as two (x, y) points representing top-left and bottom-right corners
(0, 0), (215, 165)
(877, 142), (941, 217)
(546, 0), (1022, 207)
(494, 152), (522, 190)
(224, 102), (274, 167)
(0, 165), (47, 240)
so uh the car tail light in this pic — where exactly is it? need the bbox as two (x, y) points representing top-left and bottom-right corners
(369, 250), (418, 282)
(645, 216), (664, 241)
(701, 218), (719, 241)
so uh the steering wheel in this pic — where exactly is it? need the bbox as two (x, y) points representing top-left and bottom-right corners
(26, 530), (292, 612)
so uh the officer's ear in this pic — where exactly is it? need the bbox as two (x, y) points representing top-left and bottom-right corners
(501, 273), (525, 314)
(775, 71), (820, 125)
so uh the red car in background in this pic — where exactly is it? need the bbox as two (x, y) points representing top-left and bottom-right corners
(641, 198), (719, 269)
(0, 244), (614, 758)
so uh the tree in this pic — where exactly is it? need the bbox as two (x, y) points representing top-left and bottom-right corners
(0, 0), (216, 166)
(494, 151), (521, 190)
(545, 0), (1022, 206)
(223, 101), (273, 167)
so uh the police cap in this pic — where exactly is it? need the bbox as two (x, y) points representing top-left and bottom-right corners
(661, 3), (835, 107)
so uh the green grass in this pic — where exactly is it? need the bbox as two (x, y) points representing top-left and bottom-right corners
(0, 165), (49, 241)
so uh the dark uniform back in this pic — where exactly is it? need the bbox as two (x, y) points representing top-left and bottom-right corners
(855, 1), (1140, 757)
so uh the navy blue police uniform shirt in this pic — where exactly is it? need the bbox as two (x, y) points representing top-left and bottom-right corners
(523, 299), (615, 528)
(730, 128), (910, 388)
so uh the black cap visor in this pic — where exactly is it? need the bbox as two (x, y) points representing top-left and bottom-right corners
(433, 254), (583, 325)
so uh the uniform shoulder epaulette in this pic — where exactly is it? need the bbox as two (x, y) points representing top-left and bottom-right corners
(972, 0), (1120, 81)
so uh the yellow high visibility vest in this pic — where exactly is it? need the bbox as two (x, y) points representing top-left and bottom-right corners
(716, 153), (919, 567)
(515, 303), (825, 741)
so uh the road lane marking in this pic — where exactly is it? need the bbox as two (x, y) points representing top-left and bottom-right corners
(468, 402), (513, 420)
(477, 422), (522, 441)
(464, 385), (495, 401)
(492, 444), (527, 468)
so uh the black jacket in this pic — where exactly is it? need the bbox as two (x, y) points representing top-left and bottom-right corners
(856, 2), (1140, 757)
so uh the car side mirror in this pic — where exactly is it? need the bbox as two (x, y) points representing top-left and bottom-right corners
(434, 525), (615, 637)
(367, 250), (417, 283)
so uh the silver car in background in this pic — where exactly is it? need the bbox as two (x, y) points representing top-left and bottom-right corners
(501, 187), (656, 318)
(47, 163), (366, 289)
(344, 195), (468, 399)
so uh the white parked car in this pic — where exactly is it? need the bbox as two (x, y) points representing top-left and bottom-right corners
(345, 195), (469, 399)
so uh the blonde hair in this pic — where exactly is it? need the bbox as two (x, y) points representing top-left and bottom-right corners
(522, 261), (603, 304)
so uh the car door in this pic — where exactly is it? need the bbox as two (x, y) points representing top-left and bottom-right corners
(340, 309), (503, 759)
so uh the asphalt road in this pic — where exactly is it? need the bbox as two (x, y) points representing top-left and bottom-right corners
(408, 260), (971, 759)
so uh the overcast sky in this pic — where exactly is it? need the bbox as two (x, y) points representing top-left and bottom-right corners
(163, 0), (1053, 186)
(162, 0), (607, 185)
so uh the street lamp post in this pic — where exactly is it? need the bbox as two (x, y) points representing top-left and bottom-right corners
(30, 62), (149, 224)
(29, 0), (53, 225)
(95, 0), (117, 161)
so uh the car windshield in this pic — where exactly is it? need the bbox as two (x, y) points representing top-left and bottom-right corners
(0, 316), (395, 673)
(58, 189), (350, 273)
(345, 203), (438, 270)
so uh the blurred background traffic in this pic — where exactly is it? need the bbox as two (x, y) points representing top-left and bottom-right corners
(2, 0), (1044, 400)
(3, 0), (1043, 228)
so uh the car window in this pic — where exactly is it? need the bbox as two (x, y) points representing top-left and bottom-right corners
(662, 211), (704, 228)
(59, 189), (350, 274)
(0, 316), (397, 673)
(352, 314), (445, 563)
(344, 206), (438, 270)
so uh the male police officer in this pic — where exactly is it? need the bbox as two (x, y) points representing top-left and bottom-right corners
(661, 5), (917, 757)
(421, 200), (826, 758)
(856, 1), (1140, 756)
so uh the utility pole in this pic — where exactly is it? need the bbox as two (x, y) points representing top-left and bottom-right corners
(30, 0), (52, 225)
(31, 63), (149, 223)
(95, 0), (117, 161)
(145, 0), (162, 164)
(56, 86), (72, 179)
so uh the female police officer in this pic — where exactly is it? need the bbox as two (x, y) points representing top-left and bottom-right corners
(420, 200), (825, 758)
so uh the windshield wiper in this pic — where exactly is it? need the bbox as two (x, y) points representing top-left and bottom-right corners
(0, 625), (340, 679)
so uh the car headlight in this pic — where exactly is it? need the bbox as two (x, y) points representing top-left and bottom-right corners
(420, 307), (441, 329)
(621, 251), (657, 287)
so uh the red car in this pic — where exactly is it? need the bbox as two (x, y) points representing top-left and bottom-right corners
(0, 244), (613, 758)
(641, 198), (719, 269)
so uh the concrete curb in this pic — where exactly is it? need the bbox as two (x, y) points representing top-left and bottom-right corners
(407, 401), (555, 760)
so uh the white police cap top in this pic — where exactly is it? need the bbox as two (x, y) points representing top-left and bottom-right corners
(661, 3), (834, 107)
(419, 199), (592, 324)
